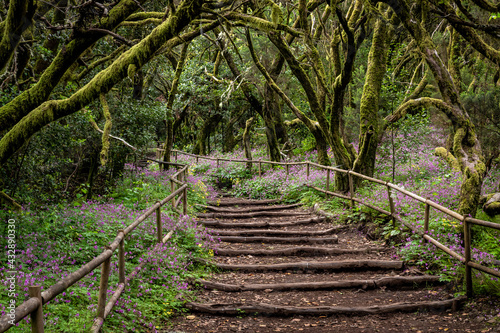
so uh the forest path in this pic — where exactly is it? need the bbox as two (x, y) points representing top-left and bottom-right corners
(165, 197), (488, 332)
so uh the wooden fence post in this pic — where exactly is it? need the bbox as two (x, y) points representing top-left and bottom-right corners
(29, 286), (44, 333)
(464, 217), (473, 298)
(170, 179), (175, 206)
(258, 162), (262, 177)
(97, 257), (111, 319)
(326, 170), (330, 197)
(183, 186), (188, 215)
(286, 163), (289, 177)
(196, 156), (199, 164)
(156, 204), (163, 243)
(118, 234), (125, 284)
(306, 162), (310, 179)
(216, 158), (219, 168)
(386, 184), (396, 227)
(175, 151), (178, 161)
(348, 171), (355, 209)
(424, 199), (430, 237)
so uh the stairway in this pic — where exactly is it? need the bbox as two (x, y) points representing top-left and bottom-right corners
(168, 197), (483, 332)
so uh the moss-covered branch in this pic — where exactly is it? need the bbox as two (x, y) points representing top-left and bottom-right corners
(0, 0), (148, 133)
(227, 13), (302, 37)
(121, 18), (163, 26)
(0, 0), (205, 165)
(433, 0), (500, 67)
(0, 0), (35, 74)
(267, 31), (330, 143)
(247, 29), (331, 165)
(434, 147), (461, 171)
(383, 97), (455, 129)
(74, 45), (127, 82)
(99, 93), (112, 166)
(246, 29), (316, 136)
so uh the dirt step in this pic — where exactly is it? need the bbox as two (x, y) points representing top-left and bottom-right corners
(207, 198), (280, 206)
(199, 217), (325, 228)
(195, 275), (442, 292)
(186, 296), (464, 316)
(214, 252), (394, 264)
(197, 203), (303, 213)
(215, 246), (386, 256)
(207, 271), (419, 285)
(192, 288), (461, 311)
(209, 227), (341, 237)
(199, 259), (404, 272)
(197, 211), (311, 219)
(217, 235), (339, 244)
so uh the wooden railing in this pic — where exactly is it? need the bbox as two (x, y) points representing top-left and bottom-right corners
(171, 149), (500, 298)
(0, 164), (189, 333)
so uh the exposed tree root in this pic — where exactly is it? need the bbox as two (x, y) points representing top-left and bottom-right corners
(217, 235), (339, 244)
(209, 227), (343, 237)
(214, 246), (386, 256)
(197, 203), (302, 213)
(195, 275), (443, 292)
(197, 259), (404, 272)
(197, 211), (310, 218)
(186, 297), (464, 316)
(198, 217), (326, 228)
(207, 198), (280, 206)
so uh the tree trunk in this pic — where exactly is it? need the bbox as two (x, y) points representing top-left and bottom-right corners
(353, 14), (390, 178)
(132, 69), (144, 100)
(264, 83), (288, 145)
(162, 42), (190, 169)
(243, 117), (255, 170)
(378, 0), (486, 217)
(192, 114), (222, 155)
(223, 108), (246, 152)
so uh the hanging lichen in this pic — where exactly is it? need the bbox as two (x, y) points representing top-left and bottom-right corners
(100, 93), (112, 166)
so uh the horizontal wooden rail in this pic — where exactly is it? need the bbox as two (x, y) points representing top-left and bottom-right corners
(0, 163), (190, 333)
(167, 149), (499, 300)
(466, 217), (500, 230)
(423, 235), (465, 262)
(0, 298), (40, 331)
(468, 262), (500, 278)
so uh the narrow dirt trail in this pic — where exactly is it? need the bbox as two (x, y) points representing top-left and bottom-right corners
(166, 197), (490, 332)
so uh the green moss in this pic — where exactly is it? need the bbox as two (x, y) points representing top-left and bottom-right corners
(434, 147), (461, 171)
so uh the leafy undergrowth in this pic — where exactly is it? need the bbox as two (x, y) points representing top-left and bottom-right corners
(0, 163), (218, 332)
(180, 126), (500, 298)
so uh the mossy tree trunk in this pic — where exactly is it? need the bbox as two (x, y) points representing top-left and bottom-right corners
(223, 107), (246, 153)
(376, 0), (486, 217)
(163, 42), (190, 169)
(243, 117), (255, 170)
(192, 114), (222, 156)
(352, 13), (390, 178)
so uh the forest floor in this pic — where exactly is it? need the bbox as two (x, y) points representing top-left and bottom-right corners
(162, 197), (500, 333)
